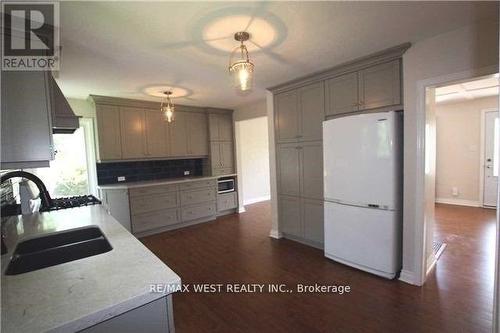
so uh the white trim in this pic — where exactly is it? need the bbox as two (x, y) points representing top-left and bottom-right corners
(80, 118), (98, 197)
(480, 108), (499, 208)
(243, 195), (271, 205)
(414, 66), (498, 287)
(266, 91), (280, 237)
(238, 206), (246, 213)
(435, 197), (481, 207)
(399, 269), (419, 286)
(269, 229), (282, 239)
(426, 252), (437, 276)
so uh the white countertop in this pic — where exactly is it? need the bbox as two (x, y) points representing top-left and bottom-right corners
(97, 174), (237, 190)
(1, 205), (181, 333)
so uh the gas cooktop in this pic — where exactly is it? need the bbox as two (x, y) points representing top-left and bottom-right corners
(41, 195), (101, 212)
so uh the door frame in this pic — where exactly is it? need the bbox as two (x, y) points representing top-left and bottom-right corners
(480, 108), (499, 208)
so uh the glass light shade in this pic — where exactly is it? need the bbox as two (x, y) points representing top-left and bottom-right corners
(230, 60), (254, 92)
(162, 104), (175, 123)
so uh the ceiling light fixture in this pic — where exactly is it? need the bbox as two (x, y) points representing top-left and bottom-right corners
(161, 91), (175, 123)
(228, 31), (254, 92)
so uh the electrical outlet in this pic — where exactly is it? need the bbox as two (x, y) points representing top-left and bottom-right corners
(452, 187), (459, 197)
(184, 170), (190, 176)
(117, 176), (126, 182)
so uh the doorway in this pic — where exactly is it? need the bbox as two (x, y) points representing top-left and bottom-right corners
(422, 74), (499, 329)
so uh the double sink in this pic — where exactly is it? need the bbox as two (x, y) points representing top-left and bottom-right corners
(5, 226), (112, 275)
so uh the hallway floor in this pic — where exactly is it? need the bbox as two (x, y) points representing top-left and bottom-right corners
(141, 202), (496, 333)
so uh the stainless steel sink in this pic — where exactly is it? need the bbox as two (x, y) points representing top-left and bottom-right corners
(5, 226), (112, 275)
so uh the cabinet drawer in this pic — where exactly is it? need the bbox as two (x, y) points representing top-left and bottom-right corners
(212, 168), (234, 176)
(130, 192), (178, 215)
(129, 184), (178, 197)
(132, 208), (179, 233)
(180, 187), (216, 206)
(179, 179), (216, 191)
(217, 192), (237, 212)
(181, 202), (216, 222)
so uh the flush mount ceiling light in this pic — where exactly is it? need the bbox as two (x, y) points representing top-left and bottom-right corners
(228, 31), (254, 92)
(160, 91), (175, 123)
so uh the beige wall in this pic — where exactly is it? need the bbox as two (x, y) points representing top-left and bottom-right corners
(233, 100), (271, 208)
(435, 96), (498, 204)
(402, 19), (499, 284)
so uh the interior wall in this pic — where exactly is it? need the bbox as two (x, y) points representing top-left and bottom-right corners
(435, 96), (498, 206)
(233, 100), (271, 207)
(67, 98), (95, 118)
(402, 19), (499, 285)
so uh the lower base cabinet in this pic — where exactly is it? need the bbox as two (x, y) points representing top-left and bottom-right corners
(217, 192), (238, 212)
(81, 295), (174, 333)
(279, 195), (324, 247)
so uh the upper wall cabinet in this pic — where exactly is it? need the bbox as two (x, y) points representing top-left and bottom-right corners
(209, 113), (233, 142)
(275, 82), (325, 143)
(359, 60), (401, 110)
(92, 96), (215, 162)
(1, 71), (54, 169)
(326, 60), (401, 117)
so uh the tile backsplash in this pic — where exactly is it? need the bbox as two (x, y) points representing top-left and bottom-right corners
(96, 159), (205, 185)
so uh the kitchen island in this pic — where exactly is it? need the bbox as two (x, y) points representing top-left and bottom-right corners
(1, 205), (181, 333)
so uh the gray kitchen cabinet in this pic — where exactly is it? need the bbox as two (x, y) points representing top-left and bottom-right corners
(277, 143), (301, 197)
(302, 199), (324, 245)
(181, 202), (216, 222)
(217, 192), (238, 212)
(359, 60), (401, 110)
(145, 111), (168, 157)
(133, 208), (179, 233)
(299, 82), (325, 141)
(81, 295), (174, 333)
(301, 142), (323, 200)
(120, 107), (146, 159)
(187, 112), (208, 156)
(275, 90), (299, 143)
(210, 141), (234, 175)
(101, 189), (131, 231)
(209, 113), (233, 141)
(96, 105), (122, 161)
(1, 71), (54, 169)
(326, 72), (359, 116)
(279, 195), (302, 237)
(168, 111), (188, 156)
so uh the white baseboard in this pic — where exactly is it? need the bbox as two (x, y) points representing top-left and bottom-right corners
(243, 195), (271, 206)
(399, 269), (421, 286)
(238, 206), (246, 213)
(269, 229), (282, 239)
(426, 253), (437, 276)
(435, 197), (481, 207)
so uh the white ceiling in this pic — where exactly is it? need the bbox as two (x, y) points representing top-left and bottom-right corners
(58, 1), (499, 109)
(435, 75), (499, 104)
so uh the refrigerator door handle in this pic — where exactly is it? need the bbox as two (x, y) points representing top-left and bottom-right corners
(324, 197), (395, 211)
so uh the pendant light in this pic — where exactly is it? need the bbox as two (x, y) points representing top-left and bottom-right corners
(228, 31), (254, 92)
(161, 91), (175, 122)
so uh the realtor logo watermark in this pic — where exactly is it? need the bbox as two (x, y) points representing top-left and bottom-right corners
(2, 2), (60, 70)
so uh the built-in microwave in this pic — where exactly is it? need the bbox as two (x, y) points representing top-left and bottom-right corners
(217, 177), (235, 194)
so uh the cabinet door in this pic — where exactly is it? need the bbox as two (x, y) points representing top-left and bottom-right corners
(326, 72), (359, 116)
(280, 195), (302, 237)
(168, 112), (188, 156)
(1, 71), (54, 167)
(302, 199), (324, 244)
(301, 142), (323, 200)
(275, 90), (299, 143)
(187, 113), (208, 155)
(359, 60), (401, 110)
(210, 142), (222, 171)
(218, 114), (233, 141)
(277, 143), (300, 196)
(299, 82), (325, 141)
(145, 111), (167, 158)
(120, 107), (146, 159)
(220, 141), (234, 170)
(96, 105), (122, 160)
(208, 114), (219, 141)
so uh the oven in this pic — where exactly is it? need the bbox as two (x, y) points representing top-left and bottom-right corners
(217, 177), (235, 194)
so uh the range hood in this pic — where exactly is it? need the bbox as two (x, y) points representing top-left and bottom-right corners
(50, 77), (80, 134)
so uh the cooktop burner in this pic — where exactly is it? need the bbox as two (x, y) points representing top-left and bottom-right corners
(42, 195), (101, 211)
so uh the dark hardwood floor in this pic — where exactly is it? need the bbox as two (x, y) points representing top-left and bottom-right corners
(141, 202), (496, 333)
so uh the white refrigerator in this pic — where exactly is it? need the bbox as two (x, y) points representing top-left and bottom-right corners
(322, 111), (403, 279)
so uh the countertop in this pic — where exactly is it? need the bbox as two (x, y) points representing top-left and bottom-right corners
(97, 174), (237, 190)
(1, 205), (181, 333)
